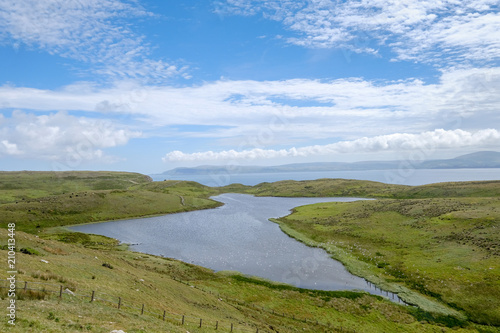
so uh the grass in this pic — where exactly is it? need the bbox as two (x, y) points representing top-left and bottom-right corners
(0, 171), (152, 204)
(0, 173), (221, 233)
(227, 178), (500, 199)
(1, 171), (499, 332)
(225, 178), (408, 198)
(275, 197), (500, 325)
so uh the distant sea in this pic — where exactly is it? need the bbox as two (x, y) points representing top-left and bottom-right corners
(151, 168), (500, 187)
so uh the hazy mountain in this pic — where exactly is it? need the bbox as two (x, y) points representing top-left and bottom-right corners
(419, 151), (500, 168)
(163, 151), (500, 175)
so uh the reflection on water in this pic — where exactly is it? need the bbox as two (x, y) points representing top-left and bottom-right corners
(70, 193), (403, 302)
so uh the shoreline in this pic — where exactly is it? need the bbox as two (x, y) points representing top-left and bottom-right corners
(63, 194), (421, 307)
(270, 216), (466, 319)
(32, 182), (495, 321)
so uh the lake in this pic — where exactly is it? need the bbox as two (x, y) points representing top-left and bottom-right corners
(151, 168), (500, 186)
(69, 193), (402, 301)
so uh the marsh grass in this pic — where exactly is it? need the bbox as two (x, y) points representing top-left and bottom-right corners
(230, 274), (371, 301)
(0, 288), (49, 301)
(30, 271), (77, 291)
(276, 196), (500, 325)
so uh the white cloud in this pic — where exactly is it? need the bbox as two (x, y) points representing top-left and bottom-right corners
(0, 111), (142, 161)
(0, 67), (498, 137)
(0, 140), (21, 155)
(0, 0), (186, 82)
(216, 0), (500, 65)
(162, 129), (500, 162)
(0, 67), (499, 165)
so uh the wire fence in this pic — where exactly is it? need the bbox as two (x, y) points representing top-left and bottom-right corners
(0, 278), (357, 332)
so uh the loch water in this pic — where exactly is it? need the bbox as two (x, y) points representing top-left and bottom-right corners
(70, 193), (403, 302)
(151, 168), (500, 186)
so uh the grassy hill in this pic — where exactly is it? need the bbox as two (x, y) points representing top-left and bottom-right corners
(1, 171), (499, 332)
(224, 178), (500, 199)
(0, 172), (221, 233)
(0, 171), (152, 204)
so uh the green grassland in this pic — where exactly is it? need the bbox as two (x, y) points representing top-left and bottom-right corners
(0, 171), (153, 204)
(224, 178), (408, 198)
(228, 178), (500, 199)
(1, 172), (499, 332)
(0, 172), (221, 233)
(269, 182), (500, 326)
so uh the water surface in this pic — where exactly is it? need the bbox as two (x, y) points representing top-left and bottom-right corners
(70, 193), (400, 300)
(151, 168), (500, 186)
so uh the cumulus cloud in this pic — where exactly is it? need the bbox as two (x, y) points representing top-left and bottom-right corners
(0, 67), (499, 139)
(0, 111), (142, 161)
(0, 140), (21, 155)
(162, 129), (500, 162)
(0, 0), (186, 82)
(1, 67), (499, 164)
(216, 0), (500, 65)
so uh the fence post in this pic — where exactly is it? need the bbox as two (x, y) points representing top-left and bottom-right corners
(59, 285), (63, 299)
(199, 318), (202, 328)
(118, 297), (121, 309)
(141, 304), (144, 315)
(216, 321), (218, 330)
(231, 323), (233, 332)
(24, 281), (27, 291)
(163, 310), (166, 321)
(182, 315), (185, 325)
(90, 291), (95, 302)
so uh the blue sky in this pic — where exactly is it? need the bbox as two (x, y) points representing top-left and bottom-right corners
(0, 0), (499, 174)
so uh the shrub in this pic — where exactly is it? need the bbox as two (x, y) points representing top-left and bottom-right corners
(20, 247), (40, 255)
(16, 290), (48, 300)
(102, 262), (113, 269)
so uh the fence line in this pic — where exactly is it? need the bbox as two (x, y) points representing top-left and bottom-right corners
(171, 277), (357, 333)
(0, 279), (357, 332)
(0, 279), (264, 332)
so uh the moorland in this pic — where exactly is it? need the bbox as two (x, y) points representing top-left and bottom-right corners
(0, 171), (499, 332)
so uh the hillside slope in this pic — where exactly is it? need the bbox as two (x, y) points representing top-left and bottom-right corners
(0, 172), (499, 331)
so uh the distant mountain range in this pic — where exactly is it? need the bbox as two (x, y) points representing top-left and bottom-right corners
(163, 151), (500, 175)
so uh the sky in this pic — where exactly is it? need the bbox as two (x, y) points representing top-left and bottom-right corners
(0, 0), (499, 174)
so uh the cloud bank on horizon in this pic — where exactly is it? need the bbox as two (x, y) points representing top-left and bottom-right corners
(162, 129), (500, 162)
(0, 0), (499, 172)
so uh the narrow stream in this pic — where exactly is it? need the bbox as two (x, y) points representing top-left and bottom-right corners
(70, 193), (403, 303)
